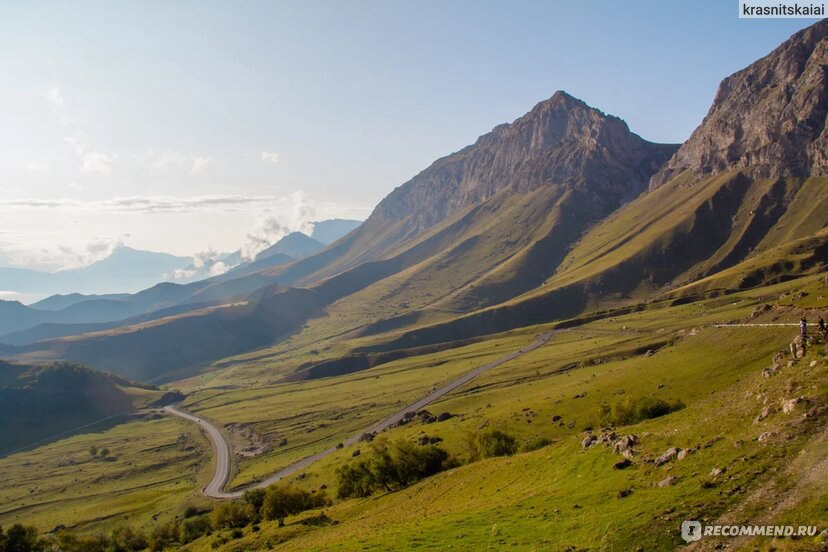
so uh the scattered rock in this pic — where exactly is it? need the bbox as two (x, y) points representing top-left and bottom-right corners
(710, 467), (726, 477)
(613, 459), (632, 470)
(677, 448), (696, 461)
(358, 432), (376, 442)
(809, 360), (818, 368)
(645, 350), (656, 357)
(352, 449), (361, 457)
(754, 406), (772, 423)
(658, 476), (678, 487)
(437, 412), (454, 422)
(551, 415), (562, 422)
(573, 392), (587, 399)
(654, 447), (681, 466)
(336, 443), (344, 449)
(581, 434), (597, 449)
(617, 489), (633, 499)
(613, 434), (638, 455)
(757, 432), (776, 442)
(782, 397), (806, 414)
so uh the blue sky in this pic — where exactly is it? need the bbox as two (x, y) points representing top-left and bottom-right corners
(0, 1), (817, 270)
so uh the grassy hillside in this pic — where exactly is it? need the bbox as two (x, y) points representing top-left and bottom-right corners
(173, 273), (828, 551)
(0, 361), (168, 455)
(0, 415), (209, 534)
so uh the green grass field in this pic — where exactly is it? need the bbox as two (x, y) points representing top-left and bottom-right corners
(0, 414), (211, 534)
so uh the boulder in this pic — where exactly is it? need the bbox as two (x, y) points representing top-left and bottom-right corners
(613, 459), (632, 470)
(658, 476), (678, 487)
(654, 447), (681, 466)
(754, 406), (772, 423)
(581, 434), (597, 449)
(782, 397), (806, 414)
(677, 448), (696, 461)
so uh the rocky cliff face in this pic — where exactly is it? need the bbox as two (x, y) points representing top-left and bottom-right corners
(651, 19), (828, 190)
(370, 91), (677, 231)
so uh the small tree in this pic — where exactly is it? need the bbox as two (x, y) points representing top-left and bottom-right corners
(242, 488), (267, 522)
(262, 485), (328, 527)
(88, 445), (99, 456)
(149, 520), (179, 551)
(210, 502), (250, 530)
(477, 429), (518, 458)
(2, 524), (42, 552)
(179, 515), (212, 544)
(108, 526), (148, 552)
(98, 448), (110, 459)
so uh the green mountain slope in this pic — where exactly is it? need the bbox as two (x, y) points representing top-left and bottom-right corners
(0, 361), (168, 455)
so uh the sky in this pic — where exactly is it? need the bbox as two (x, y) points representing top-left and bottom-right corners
(0, 1), (818, 271)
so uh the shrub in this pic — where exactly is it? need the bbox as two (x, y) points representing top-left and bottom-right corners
(262, 485), (329, 527)
(108, 526), (148, 552)
(335, 461), (374, 499)
(522, 437), (552, 452)
(600, 396), (685, 427)
(180, 515), (212, 544)
(242, 488), (267, 522)
(336, 439), (453, 499)
(477, 429), (518, 458)
(149, 520), (180, 551)
(210, 502), (251, 530)
(0, 524), (43, 552)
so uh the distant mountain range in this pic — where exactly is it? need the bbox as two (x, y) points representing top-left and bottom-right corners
(1, 20), (825, 385)
(0, 219), (362, 301)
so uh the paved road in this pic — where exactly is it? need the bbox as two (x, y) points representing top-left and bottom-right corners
(168, 330), (555, 499)
(164, 405), (234, 499)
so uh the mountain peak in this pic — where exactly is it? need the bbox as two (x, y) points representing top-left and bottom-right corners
(650, 19), (828, 189)
(370, 93), (676, 231)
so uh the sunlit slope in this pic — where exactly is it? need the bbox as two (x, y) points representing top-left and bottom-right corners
(368, 172), (828, 350)
(182, 275), (828, 551)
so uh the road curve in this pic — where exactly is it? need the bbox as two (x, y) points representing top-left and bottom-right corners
(164, 405), (234, 498)
(168, 330), (555, 499)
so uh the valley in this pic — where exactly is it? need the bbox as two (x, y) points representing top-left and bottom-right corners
(1, 16), (827, 552)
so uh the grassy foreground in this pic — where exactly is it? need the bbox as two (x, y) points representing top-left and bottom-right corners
(174, 275), (828, 550)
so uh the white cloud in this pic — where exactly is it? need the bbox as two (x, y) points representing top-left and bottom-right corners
(26, 161), (43, 172)
(0, 236), (128, 271)
(44, 86), (64, 107)
(81, 150), (113, 175)
(64, 136), (114, 176)
(261, 151), (280, 163)
(240, 191), (316, 260)
(67, 182), (83, 191)
(147, 150), (211, 174)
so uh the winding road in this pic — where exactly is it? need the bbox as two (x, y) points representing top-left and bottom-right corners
(167, 330), (556, 499)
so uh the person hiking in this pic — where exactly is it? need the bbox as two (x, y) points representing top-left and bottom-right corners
(800, 317), (808, 339)
(819, 316), (827, 337)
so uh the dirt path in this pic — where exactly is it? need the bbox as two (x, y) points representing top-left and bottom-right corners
(168, 330), (556, 499)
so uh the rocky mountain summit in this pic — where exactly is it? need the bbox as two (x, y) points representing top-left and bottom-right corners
(370, 91), (677, 231)
(651, 19), (828, 189)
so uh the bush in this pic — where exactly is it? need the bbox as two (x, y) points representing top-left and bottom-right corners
(210, 502), (251, 530)
(149, 520), (179, 551)
(477, 429), (518, 458)
(0, 524), (43, 552)
(522, 437), (552, 452)
(262, 485), (329, 527)
(599, 396), (685, 427)
(180, 515), (212, 544)
(336, 439), (453, 499)
(242, 488), (267, 522)
(108, 526), (148, 552)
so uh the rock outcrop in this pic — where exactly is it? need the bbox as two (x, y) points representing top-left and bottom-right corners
(374, 91), (678, 231)
(650, 19), (828, 189)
